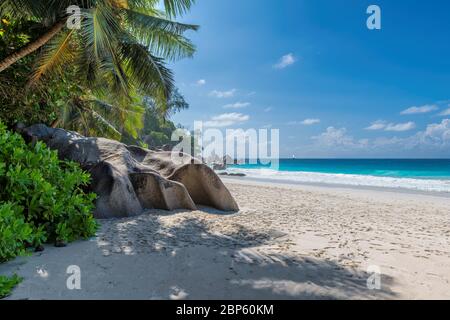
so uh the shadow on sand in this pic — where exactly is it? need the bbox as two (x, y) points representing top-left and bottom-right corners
(0, 208), (397, 300)
(90, 209), (397, 300)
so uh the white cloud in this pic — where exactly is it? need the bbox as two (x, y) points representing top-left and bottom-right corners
(308, 120), (450, 156)
(381, 119), (450, 150)
(195, 79), (206, 86)
(372, 136), (404, 147)
(288, 119), (321, 126)
(400, 104), (438, 115)
(385, 122), (416, 132)
(416, 119), (450, 146)
(439, 108), (450, 116)
(264, 107), (273, 112)
(358, 138), (370, 147)
(209, 89), (237, 98)
(273, 53), (296, 69)
(203, 113), (249, 128)
(365, 120), (416, 132)
(301, 119), (320, 125)
(365, 120), (387, 130)
(223, 102), (251, 109)
(312, 127), (356, 147)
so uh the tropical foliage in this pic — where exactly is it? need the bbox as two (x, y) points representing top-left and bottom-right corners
(0, 274), (22, 299)
(0, 122), (98, 263)
(137, 88), (188, 146)
(0, 0), (197, 139)
(0, 1), (197, 299)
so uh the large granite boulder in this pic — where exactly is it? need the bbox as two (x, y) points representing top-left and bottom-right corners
(18, 124), (239, 219)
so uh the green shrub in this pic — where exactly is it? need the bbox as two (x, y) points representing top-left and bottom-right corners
(0, 274), (22, 299)
(0, 121), (98, 262)
(0, 203), (34, 262)
(0, 203), (33, 262)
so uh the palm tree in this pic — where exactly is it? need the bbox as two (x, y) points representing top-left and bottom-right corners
(56, 93), (145, 140)
(0, 19), (66, 73)
(0, 0), (198, 108)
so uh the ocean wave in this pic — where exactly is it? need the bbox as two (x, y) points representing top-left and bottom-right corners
(226, 168), (450, 193)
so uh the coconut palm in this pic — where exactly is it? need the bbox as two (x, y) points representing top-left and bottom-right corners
(56, 92), (145, 140)
(0, 0), (198, 108)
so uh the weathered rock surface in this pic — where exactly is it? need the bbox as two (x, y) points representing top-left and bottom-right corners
(19, 124), (239, 218)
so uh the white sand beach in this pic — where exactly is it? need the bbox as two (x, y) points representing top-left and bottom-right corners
(1, 178), (449, 300)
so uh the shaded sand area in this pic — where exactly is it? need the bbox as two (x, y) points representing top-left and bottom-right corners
(1, 179), (449, 299)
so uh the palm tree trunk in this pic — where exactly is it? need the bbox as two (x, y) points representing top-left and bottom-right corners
(0, 20), (66, 73)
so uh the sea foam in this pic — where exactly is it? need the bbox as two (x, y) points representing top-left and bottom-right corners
(227, 168), (450, 193)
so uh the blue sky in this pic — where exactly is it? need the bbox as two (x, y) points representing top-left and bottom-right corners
(169, 0), (450, 158)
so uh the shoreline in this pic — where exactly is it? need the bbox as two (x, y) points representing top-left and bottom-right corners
(1, 179), (449, 300)
(220, 175), (450, 201)
(222, 165), (450, 195)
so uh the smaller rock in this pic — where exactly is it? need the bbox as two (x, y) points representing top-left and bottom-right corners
(228, 173), (246, 177)
(213, 162), (227, 170)
(55, 240), (67, 248)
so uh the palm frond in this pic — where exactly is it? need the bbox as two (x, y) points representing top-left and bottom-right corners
(29, 29), (75, 83)
(126, 0), (195, 17)
(88, 108), (123, 139)
(119, 38), (174, 103)
(145, 28), (196, 60)
(0, 0), (46, 20)
(79, 5), (130, 96)
(125, 9), (198, 34)
(58, 98), (123, 140)
(162, 0), (195, 18)
(124, 9), (197, 60)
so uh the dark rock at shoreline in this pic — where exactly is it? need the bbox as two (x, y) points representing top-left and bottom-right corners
(229, 173), (246, 177)
(218, 172), (246, 177)
(54, 241), (67, 248)
(213, 163), (227, 171)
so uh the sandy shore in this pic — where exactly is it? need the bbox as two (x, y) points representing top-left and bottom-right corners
(1, 178), (449, 300)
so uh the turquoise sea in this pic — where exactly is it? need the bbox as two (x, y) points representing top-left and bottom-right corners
(228, 159), (450, 193)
